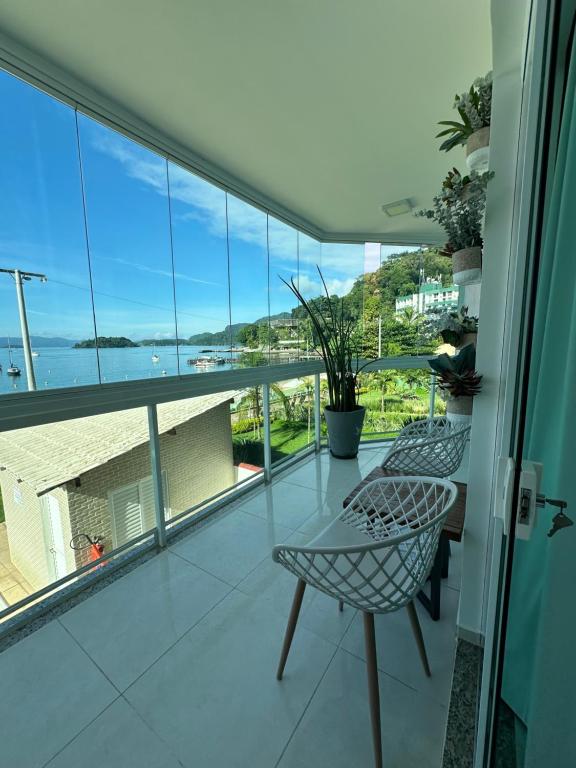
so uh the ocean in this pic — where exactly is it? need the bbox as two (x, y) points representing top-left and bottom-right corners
(0, 345), (239, 396)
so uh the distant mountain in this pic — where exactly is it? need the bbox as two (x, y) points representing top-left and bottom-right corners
(0, 336), (79, 348)
(139, 338), (188, 347)
(188, 323), (247, 346)
(187, 312), (291, 346)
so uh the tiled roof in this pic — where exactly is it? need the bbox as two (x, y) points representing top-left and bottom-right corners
(0, 392), (238, 495)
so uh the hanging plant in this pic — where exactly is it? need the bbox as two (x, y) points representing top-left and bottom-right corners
(436, 306), (479, 348)
(417, 168), (493, 285)
(437, 72), (492, 171)
(429, 343), (482, 421)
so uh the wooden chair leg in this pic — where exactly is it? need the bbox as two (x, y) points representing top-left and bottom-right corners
(276, 579), (306, 681)
(363, 612), (383, 768)
(406, 601), (431, 677)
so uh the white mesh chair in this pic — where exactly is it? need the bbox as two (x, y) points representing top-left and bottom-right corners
(273, 476), (458, 768)
(381, 416), (470, 477)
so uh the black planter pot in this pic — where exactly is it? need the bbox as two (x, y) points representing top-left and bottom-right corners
(324, 406), (366, 459)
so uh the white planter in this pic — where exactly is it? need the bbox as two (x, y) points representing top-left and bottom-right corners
(466, 127), (490, 173)
(452, 246), (482, 286)
(446, 396), (473, 426)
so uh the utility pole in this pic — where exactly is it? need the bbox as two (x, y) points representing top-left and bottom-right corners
(0, 268), (47, 391)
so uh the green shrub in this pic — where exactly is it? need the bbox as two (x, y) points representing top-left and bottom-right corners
(231, 417), (263, 434)
(233, 438), (264, 466)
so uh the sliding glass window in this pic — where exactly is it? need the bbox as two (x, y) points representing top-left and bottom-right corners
(227, 194), (269, 366)
(76, 116), (177, 383)
(0, 71), (98, 392)
(167, 163), (232, 374)
(268, 216), (299, 364)
(0, 65), (447, 403)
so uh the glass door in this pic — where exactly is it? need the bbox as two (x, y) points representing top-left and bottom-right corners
(485, 2), (576, 765)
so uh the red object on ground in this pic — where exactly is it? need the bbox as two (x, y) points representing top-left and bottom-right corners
(90, 541), (105, 562)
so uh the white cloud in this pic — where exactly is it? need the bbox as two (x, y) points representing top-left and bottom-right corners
(298, 273), (356, 298)
(97, 255), (222, 286)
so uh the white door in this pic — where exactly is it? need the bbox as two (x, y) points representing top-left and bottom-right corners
(109, 472), (170, 549)
(42, 494), (68, 581)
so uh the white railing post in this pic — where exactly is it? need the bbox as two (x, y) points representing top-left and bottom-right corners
(314, 373), (322, 451)
(147, 404), (167, 548)
(429, 375), (436, 420)
(263, 383), (272, 483)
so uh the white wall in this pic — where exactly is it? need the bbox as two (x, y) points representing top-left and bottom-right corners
(458, 0), (532, 643)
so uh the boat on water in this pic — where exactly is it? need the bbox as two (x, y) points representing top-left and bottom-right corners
(151, 344), (160, 363)
(186, 355), (227, 368)
(6, 337), (21, 376)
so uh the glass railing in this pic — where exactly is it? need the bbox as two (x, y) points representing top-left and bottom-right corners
(0, 406), (158, 622)
(358, 370), (444, 442)
(0, 357), (437, 631)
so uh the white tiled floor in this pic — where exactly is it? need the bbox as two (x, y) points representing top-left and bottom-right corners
(0, 447), (462, 768)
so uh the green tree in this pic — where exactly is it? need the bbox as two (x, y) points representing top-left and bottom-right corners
(237, 324), (259, 348)
(258, 324), (279, 350)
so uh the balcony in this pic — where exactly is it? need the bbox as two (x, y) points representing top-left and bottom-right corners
(0, 441), (465, 768)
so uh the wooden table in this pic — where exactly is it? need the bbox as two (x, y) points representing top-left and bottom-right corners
(343, 466), (467, 621)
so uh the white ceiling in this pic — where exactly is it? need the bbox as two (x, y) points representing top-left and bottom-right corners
(0, 0), (492, 242)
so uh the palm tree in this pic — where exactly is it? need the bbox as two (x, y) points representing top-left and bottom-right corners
(299, 376), (314, 442)
(243, 386), (262, 438)
(270, 383), (293, 422)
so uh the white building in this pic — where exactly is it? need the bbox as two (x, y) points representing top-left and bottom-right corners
(395, 279), (460, 315)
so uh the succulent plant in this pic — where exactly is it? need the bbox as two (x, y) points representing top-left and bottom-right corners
(428, 344), (482, 399)
(436, 72), (492, 152)
(438, 306), (478, 346)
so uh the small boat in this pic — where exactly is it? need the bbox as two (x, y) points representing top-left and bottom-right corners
(151, 344), (160, 363)
(6, 337), (21, 376)
(31, 351), (39, 357)
(186, 355), (226, 368)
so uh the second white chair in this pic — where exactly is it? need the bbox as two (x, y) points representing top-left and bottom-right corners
(273, 475), (458, 768)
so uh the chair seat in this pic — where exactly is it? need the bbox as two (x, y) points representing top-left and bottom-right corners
(308, 518), (373, 549)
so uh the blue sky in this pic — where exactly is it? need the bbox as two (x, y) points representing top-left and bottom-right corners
(0, 69), (411, 341)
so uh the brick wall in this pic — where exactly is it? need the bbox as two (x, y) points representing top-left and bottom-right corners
(66, 403), (235, 568)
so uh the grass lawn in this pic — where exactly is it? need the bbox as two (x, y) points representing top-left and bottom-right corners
(232, 383), (439, 468)
(233, 419), (313, 466)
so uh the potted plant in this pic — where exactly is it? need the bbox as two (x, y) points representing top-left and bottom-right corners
(436, 72), (492, 172)
(282, 268), (369, 459)
(438, 306), (478, 348)
(417, 168), (492, 285)
(428, 344), (482, 423)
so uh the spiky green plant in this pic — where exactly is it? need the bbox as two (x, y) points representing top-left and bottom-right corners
(428, 344), (482, 399)
(281, 267), (374, 412)
(436, 72), (492, 152)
